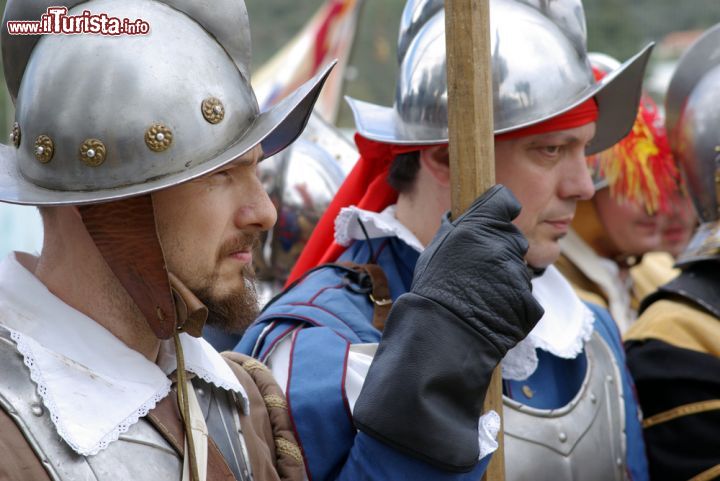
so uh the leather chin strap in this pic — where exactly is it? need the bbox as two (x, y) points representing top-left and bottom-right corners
(80, 193), (209, 481)
(78, 194), (207, 339)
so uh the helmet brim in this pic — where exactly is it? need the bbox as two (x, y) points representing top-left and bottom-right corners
(346, 44), (653, 155)
(0, 62), (336, 206)
(665, 24), (720, 147)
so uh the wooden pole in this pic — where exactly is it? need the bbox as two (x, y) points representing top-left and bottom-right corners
(444, 2), (503, 480)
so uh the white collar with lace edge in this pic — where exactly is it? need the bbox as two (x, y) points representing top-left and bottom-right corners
(334, 206), (594, 381)
(501, 264), (595, 381)
(334, 205), (425, 253)
(0, 252), (249, 456)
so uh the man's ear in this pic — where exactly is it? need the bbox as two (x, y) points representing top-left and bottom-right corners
(419, 146), (450, 187)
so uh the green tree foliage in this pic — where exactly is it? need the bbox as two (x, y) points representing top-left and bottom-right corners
(584, 0), (720, 59)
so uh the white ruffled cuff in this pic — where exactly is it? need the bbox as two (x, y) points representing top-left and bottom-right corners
(478, 410), (501, 460)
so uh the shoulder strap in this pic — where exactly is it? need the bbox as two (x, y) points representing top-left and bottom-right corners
(264, 261), (393, 332)
(335, 261), (392, 331)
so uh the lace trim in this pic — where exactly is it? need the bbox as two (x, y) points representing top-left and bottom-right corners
(532, 303), (595, 359)
(171, 336), (248, 399)
(334, 207), (359, 247)
(501, 302), (595, 381)
(9, 329), (172, 456)
(334, 206), (424, 253)
(478, 410), (501, 460)
(501, 337), (540, 381)
(188, 363), (239, 392)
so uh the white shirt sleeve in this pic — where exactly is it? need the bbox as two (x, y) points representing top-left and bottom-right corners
(266, 336), (500, 461)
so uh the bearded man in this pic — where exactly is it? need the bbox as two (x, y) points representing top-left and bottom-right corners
(0, 0), (333, 479)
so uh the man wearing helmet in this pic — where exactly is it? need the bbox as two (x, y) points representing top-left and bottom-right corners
(0, 0), (332, 479)
(624, 25), (720, 481)
(556, 53), (681, 333)
(237, 0), (651, 479)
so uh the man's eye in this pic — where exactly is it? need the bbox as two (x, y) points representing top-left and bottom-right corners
(540, 145), (562, 156)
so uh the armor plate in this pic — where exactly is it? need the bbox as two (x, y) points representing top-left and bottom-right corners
(0, 326), (252, 481)
(503, 332), (628, 481)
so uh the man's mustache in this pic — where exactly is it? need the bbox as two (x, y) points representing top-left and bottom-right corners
(218, 231), (261, 259)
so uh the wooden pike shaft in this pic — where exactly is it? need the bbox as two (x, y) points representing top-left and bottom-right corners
(444, 1), (504, 480)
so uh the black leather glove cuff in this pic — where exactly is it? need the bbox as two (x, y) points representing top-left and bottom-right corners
(353, 292), (504, 473)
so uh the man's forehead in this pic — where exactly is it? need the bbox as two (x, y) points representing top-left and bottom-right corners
(524, 122), (597, 144)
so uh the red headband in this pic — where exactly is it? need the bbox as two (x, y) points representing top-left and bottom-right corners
(495, 97), (599, 142)
(286, 99), (599, 285)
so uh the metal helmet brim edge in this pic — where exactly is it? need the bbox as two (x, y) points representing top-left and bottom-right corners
(665, 23), (720, 146)
(345, 44), (653, 156)
(0, 61), (337, 206)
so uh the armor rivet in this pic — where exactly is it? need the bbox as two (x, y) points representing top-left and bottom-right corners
(10, 122), (21, 148)
(558, 432), (567, 443)
(616, 458), (623, 467)
(145, 123), (173, 152)
(606, 375), (614, 384)
(590, 393), (597, 404)
(202, 97), (225, 124)
(34, 135), (55, 163)
(197, 388), (205, 397)
(79, 139), (106, 167)
(31, 403), (44, 417)
(521, 385), (534, 399)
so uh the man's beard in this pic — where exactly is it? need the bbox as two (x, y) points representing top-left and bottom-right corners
(194, 265), (259, 335)
(193, 232), (261, 335)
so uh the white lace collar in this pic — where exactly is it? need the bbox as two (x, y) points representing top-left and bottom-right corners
(334, 205), (425, 252)
(501, 264), (595, 381)
(0, 253), (249, 456)
(333, 207), (594, 380)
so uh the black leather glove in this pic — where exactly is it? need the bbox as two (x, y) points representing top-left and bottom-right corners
(353, 184), (544, 472)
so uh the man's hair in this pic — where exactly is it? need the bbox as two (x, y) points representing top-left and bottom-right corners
(387, 151), (421, 194)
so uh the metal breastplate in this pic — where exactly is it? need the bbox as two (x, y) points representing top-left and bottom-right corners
(0, 326), (252, 481)
(503, 332), (628, 481)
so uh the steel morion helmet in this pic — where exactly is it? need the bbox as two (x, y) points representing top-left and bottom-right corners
(346, 0), (652, 155)
(0, 0), (333, 205)
(665, 24), (720, 265)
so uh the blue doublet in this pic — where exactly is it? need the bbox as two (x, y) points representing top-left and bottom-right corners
(236, 236), (648, 480)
